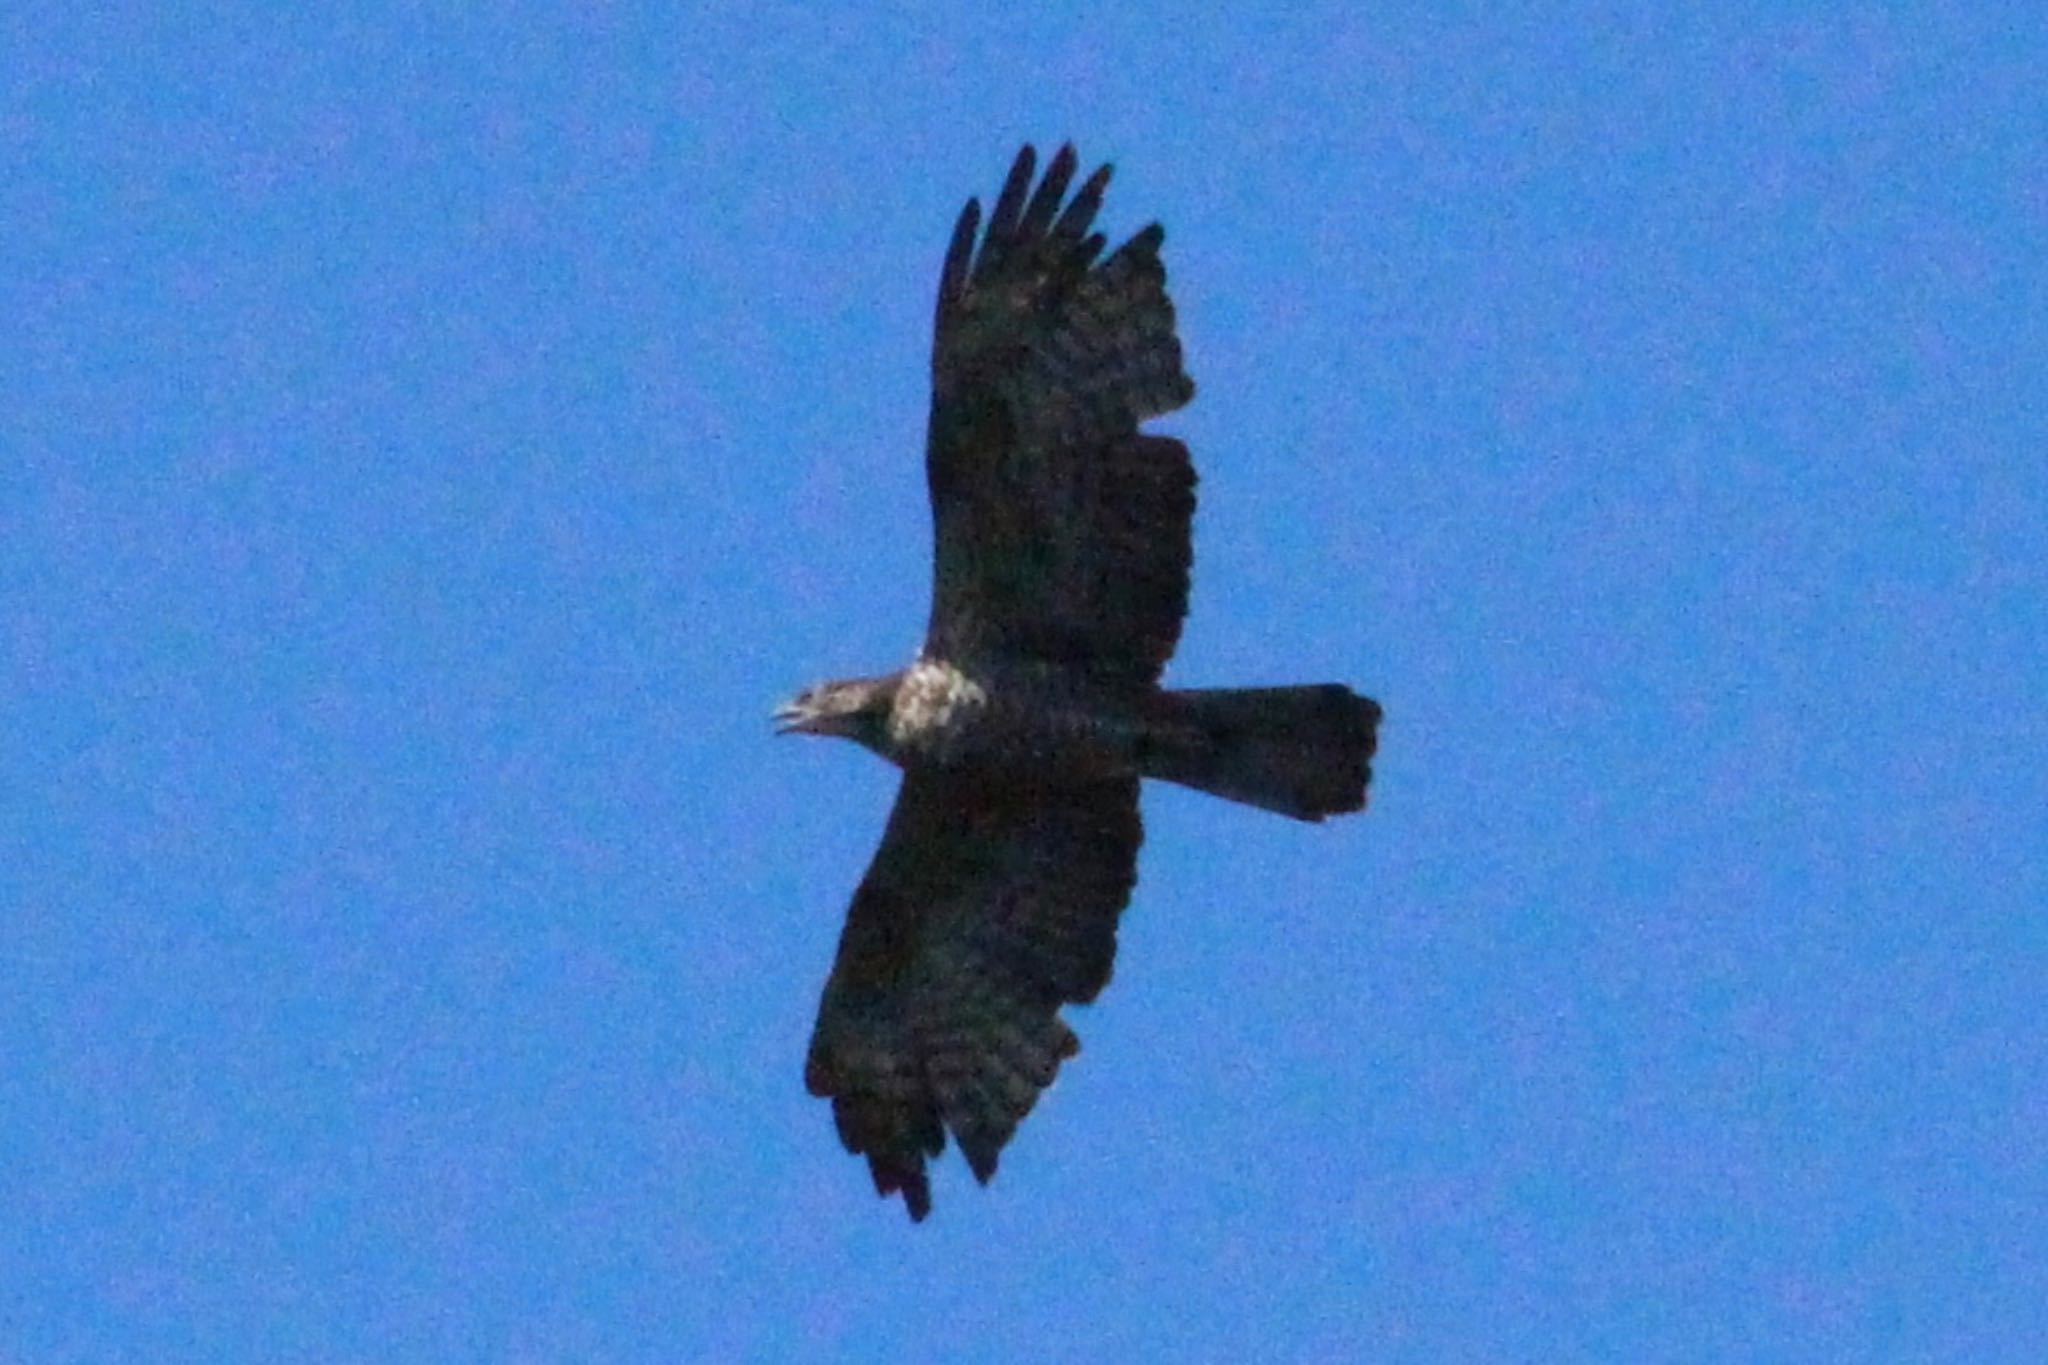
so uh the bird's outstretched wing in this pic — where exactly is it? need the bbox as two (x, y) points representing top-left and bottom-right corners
(924, 143), (1197, 688)
(804, 767), (1142, 1220)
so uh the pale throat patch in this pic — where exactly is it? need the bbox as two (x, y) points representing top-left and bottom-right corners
(890, 659), (989, 745)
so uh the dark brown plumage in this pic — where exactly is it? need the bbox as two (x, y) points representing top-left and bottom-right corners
(777, 144), (1380, 1221)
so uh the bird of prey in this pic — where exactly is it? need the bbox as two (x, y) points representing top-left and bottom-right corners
(776, 144), (1380, 1221)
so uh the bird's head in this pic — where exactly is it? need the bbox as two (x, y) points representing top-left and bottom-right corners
(773, 675), (897, 749)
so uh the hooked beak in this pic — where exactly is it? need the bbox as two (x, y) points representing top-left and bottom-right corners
(772, 699), (812, 735)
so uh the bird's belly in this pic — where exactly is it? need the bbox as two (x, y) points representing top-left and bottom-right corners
(887, 659), (1137, 776)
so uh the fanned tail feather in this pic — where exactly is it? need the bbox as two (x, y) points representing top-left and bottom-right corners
(1142, 685), (1381, 821)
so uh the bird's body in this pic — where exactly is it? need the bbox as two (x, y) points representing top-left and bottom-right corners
(777, 144), (1381, 1221)
(884, 658), (1143, 775)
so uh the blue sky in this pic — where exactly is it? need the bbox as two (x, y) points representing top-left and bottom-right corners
(5, 3), (2044, 1360)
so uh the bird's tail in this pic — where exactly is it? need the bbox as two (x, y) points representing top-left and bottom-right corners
(1140, 685), (1381, 822)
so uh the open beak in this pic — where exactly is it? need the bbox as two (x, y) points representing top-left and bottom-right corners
(772, 700), (810, 735)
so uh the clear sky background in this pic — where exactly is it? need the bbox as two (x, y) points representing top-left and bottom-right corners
(5, 4), (2044, 1361)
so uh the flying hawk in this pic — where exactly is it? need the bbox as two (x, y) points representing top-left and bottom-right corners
(777, 144), (1380, 1220)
